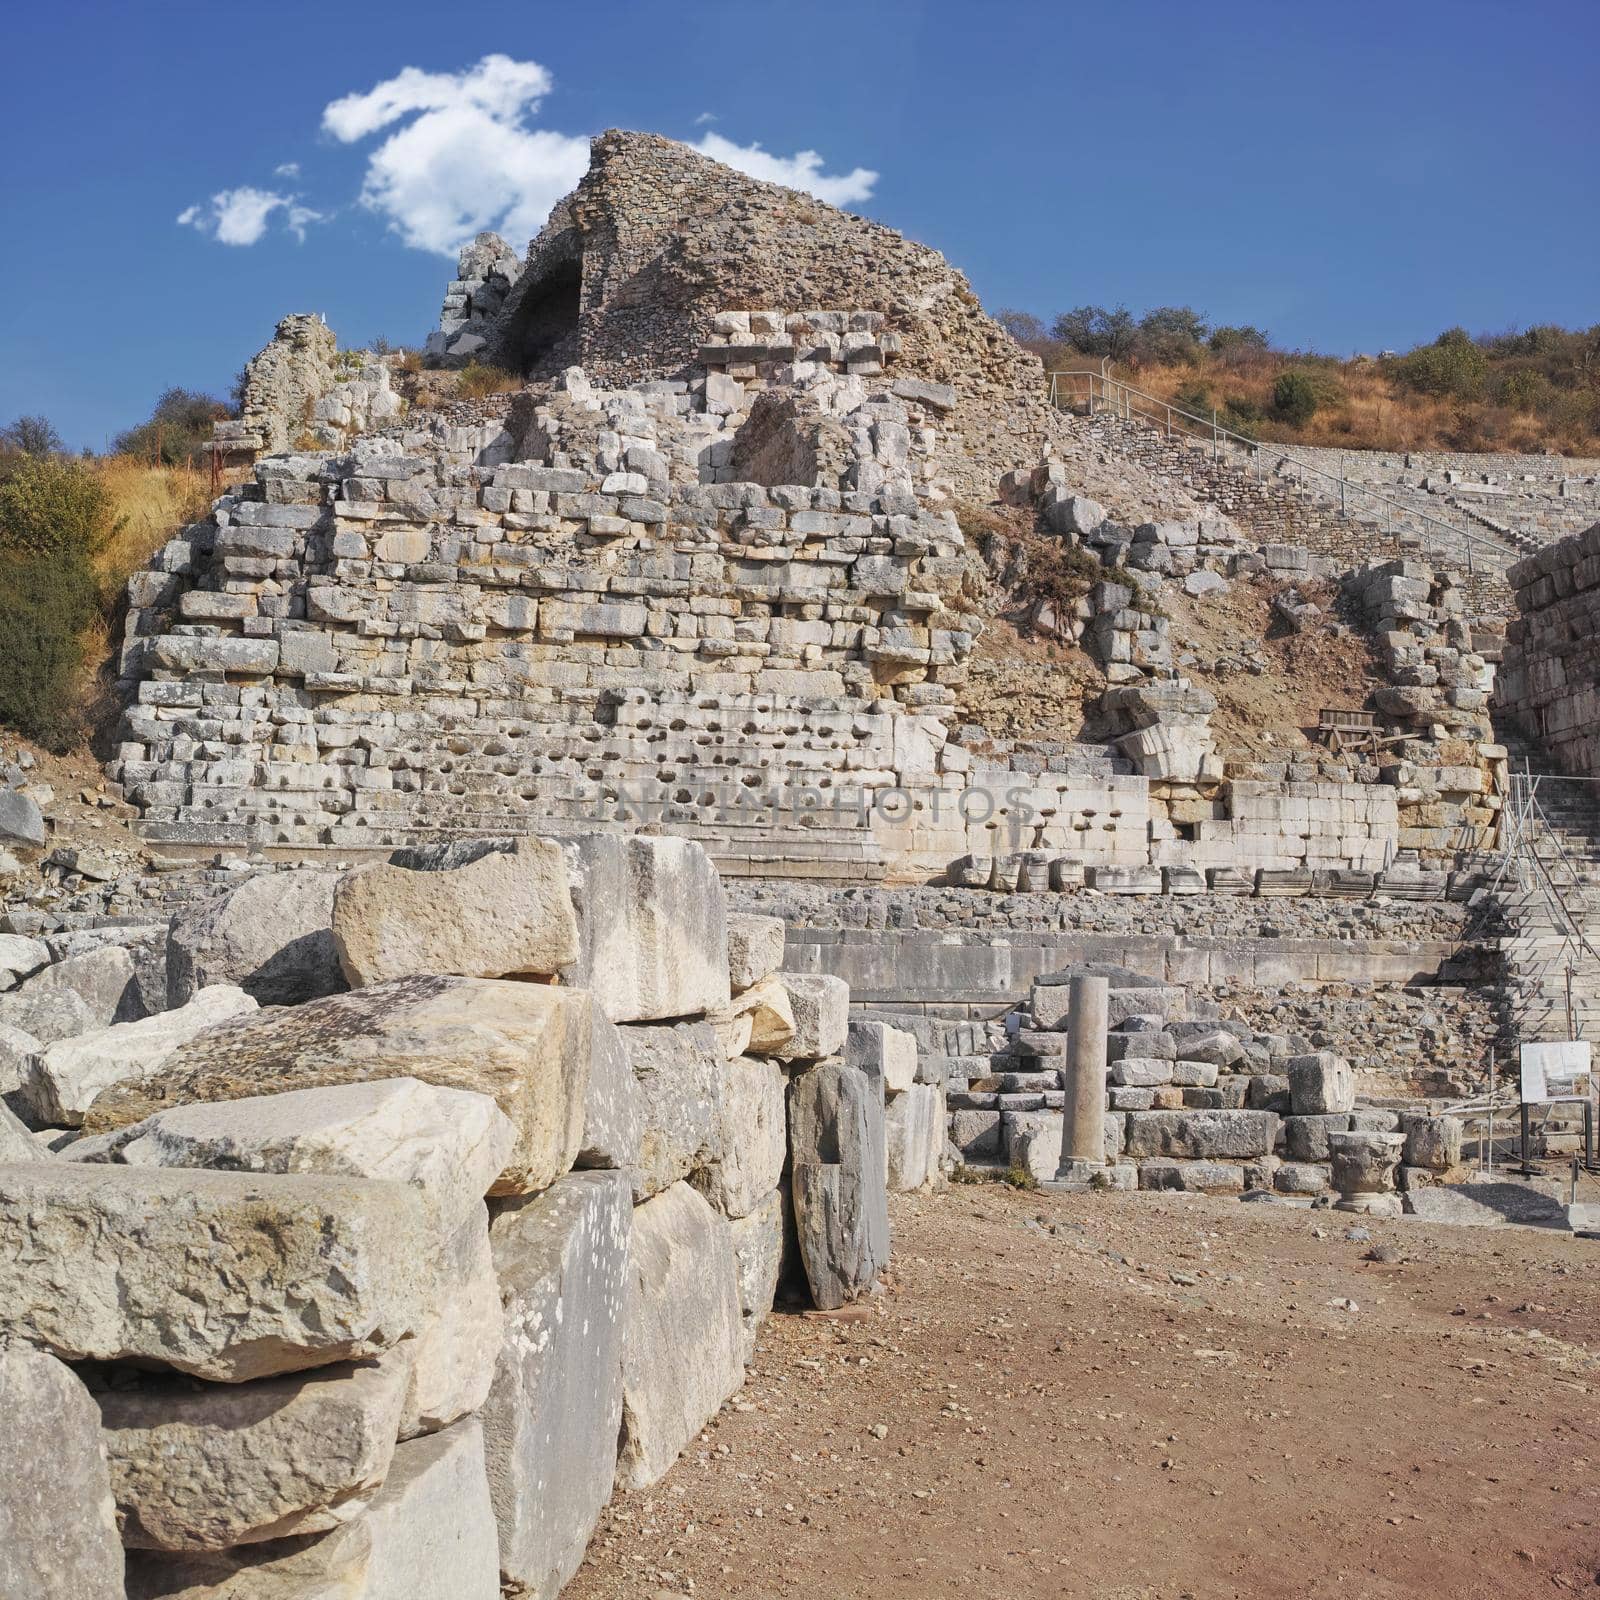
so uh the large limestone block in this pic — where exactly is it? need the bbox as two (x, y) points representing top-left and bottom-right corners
(729, 1187), (784, 1363)
(617, 1181), (745, 1490)
(485, 1171), (632, 1599)
(0, 1019), (40, 1098)
(26, 984), (259, 1127)
(846, 1018), (918, 1094)
(124, 1418), (501, 1600)
(82, 976), (595, 1197)
(885, 1083), (944, 1190)
(399, 1209), (503, 1439)
(0, 788), (46, 853)
(1123, 1109), (1278, 1160)
(693, 1054), (786, 1218)
(168, 868), (346, 1006)
(774, 972), (849, 1061)
(561, 835), (730, 1023)
(100, 1352), (412, 1550)
(574, 1007), (643, 1173)
(0, 985), (91, 1046)
(74, 1077), (514, 1234)
(0, 933), (49, 984)
(333, 838), (579, 986)
(726, 914), (785, 992)
(0, 1163), (433, 1380)
(1287, 1051), (1356, 1115)
(0, 1098), (46, 1160)
(0, 1345), (123, 1598)
(708, 972), (795, 1058)
(623, 1020), (722, 1200)
(22, 943), (140, 1028)
(1400, 1111), (1463, 1172)
(788, 1061), (890, 1309)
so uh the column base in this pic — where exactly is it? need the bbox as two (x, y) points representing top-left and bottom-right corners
(1040, 1158), (1107, 1192)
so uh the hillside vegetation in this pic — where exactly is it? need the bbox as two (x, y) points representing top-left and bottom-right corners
(1001, 307), (1600, 455)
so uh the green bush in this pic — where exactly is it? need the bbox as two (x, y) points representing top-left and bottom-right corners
(1272, 370), (1320, 425)
(1391, 328), (1489, 400)
(0, 548), (100, 748)
(0, 455), (115, 557)
(112, 388), (232, 468)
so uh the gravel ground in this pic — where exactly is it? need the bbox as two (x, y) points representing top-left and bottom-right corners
(569, 1185), (1600, 1600)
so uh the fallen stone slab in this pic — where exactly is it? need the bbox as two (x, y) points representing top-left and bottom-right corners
(846, 1019), (918, 1093)
(0, 789), (46, 854)
(23, 942), (141, 1028)
(885, 1084), (944, 1191)
(728, 1187), (784, 1364)
(0, 983), (93, 1046)
(73, 1076), (514, 1234)
(788, 1061), (890, 1308)
(0, 1345), (123, 1598)
(333, 838), (579, 986)
(81, 975), (595, 1196)
(774, 972), (849, 1061)
(1403, 1181), (1571, 1229)
(485, 1171), (632, 1599)
(25, 984), (259, 1127)
(0, 1163), (433, 1380)
(124, 1416), (501, 1599)
(623, 1020), (722, 1200)
(0, 932), (49, 985)
(168, 867), (346, 1006)
(561, 834), (729, 1022)
(0, 1099), (46, 1161)
(727, 913), (785, 993)
(0, 1019), (40, 1100)
(1124, 1109), (1278, 1160)
(617, 1181), (745, 1489)
(99, 1351), (412, 1550)
(693, 1054), (787, 1219)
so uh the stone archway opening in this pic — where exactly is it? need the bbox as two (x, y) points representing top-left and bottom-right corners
(509, 257), (582, 375)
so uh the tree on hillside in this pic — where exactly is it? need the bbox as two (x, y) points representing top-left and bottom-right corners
(112, 388), (234, 466)
(996, 309), (1048, 345)
(0, 415), (64, 459)
(1136, 306), (1210, 364)
(1051, 305), (1140, 362)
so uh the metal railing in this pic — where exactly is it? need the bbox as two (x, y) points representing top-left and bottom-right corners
(1047, 369), (1510, 576)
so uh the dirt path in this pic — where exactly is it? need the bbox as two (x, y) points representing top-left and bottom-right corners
(569, 1187), (1600, 1600)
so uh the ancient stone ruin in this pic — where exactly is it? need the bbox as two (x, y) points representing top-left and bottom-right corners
(0, 127), (1594, 1596)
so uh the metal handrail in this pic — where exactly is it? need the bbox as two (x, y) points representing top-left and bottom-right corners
(1047, 369), (1509, 576)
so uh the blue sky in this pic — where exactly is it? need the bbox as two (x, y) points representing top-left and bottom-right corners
(3, 0), (1595, 451)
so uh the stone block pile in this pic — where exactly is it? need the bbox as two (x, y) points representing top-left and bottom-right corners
(947, 963), (1464, 1204)
(0, 833), (897, 1599)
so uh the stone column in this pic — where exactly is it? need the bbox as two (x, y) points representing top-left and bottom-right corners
(1054, 974), (1109, 1187)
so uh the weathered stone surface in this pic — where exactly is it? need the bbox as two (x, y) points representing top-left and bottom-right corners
(1283, 1113), (1352, 1163)
(788, 1061), (890, 1308)
(709, 972), (795, 1057)
(775, 972), (849, 1060)
(0, 789), (46, 853)
(1287, 1050), (1355, 1115)
(1123, 1109), (1277, 1160)
(0, 1019), (38, 1100)
(0, 1345), (123, 1598)
(1273, 1161), (1331, 1195)
(485, 1171), (631, 1599)
(0, 1163), (433, 1380)
(74, 1077), (514, 1234)
(885, 1083), (944, 1190)
(623, 1019), (722, 1200)
(26, 984), (260, 1127)
(561, 835), (730, 1023)
(168, 868), (346, 1006)
(124, 1417), (501, 1599)
(1403, 1180), (1570, 1229)
(728, 1187), (783, 1363)
(1400, 1112), (1463, 1172)
(574, 1008), (643, 1174)
(399, 1210), (502, 1439)
(82, 976), (595, 1196)
(21, 943), (140, 1028)
(693, 1054), (786, 1218)
(617, 1181), (744, 1490)
(1138, 1159), (1246, 1193)
(726, 914), (785, 992)
(1328, 1130), (1404, 1196)
(0, 986), (91, 1047)
(845, 1018), (918, 1093)
(0, 1098), (46, 1160)
(99, 1352), (412, 1550)
(951, 1108), (1001, 1160)
(333, 839), (579, 986)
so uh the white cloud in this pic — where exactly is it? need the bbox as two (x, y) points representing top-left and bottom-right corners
(693, 111), (718, 126)
(321, 54), (588, 255)
(692, 132), (877, 207)
(273, 161), (301, 179)
(177, 186), (324, 246)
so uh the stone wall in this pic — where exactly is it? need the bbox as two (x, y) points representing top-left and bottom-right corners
(1499, 521), (1600, 775)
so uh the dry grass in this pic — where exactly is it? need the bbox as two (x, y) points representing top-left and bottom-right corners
(93, 456), (211, 592)
(455, 361), (523, 400)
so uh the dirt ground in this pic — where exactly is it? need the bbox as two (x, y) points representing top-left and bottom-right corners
(569, 1186), (1600, 1600)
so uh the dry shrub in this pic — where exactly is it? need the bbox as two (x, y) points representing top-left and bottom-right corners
(94, 457), (211, 592)
(455, 361), (523, 400)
